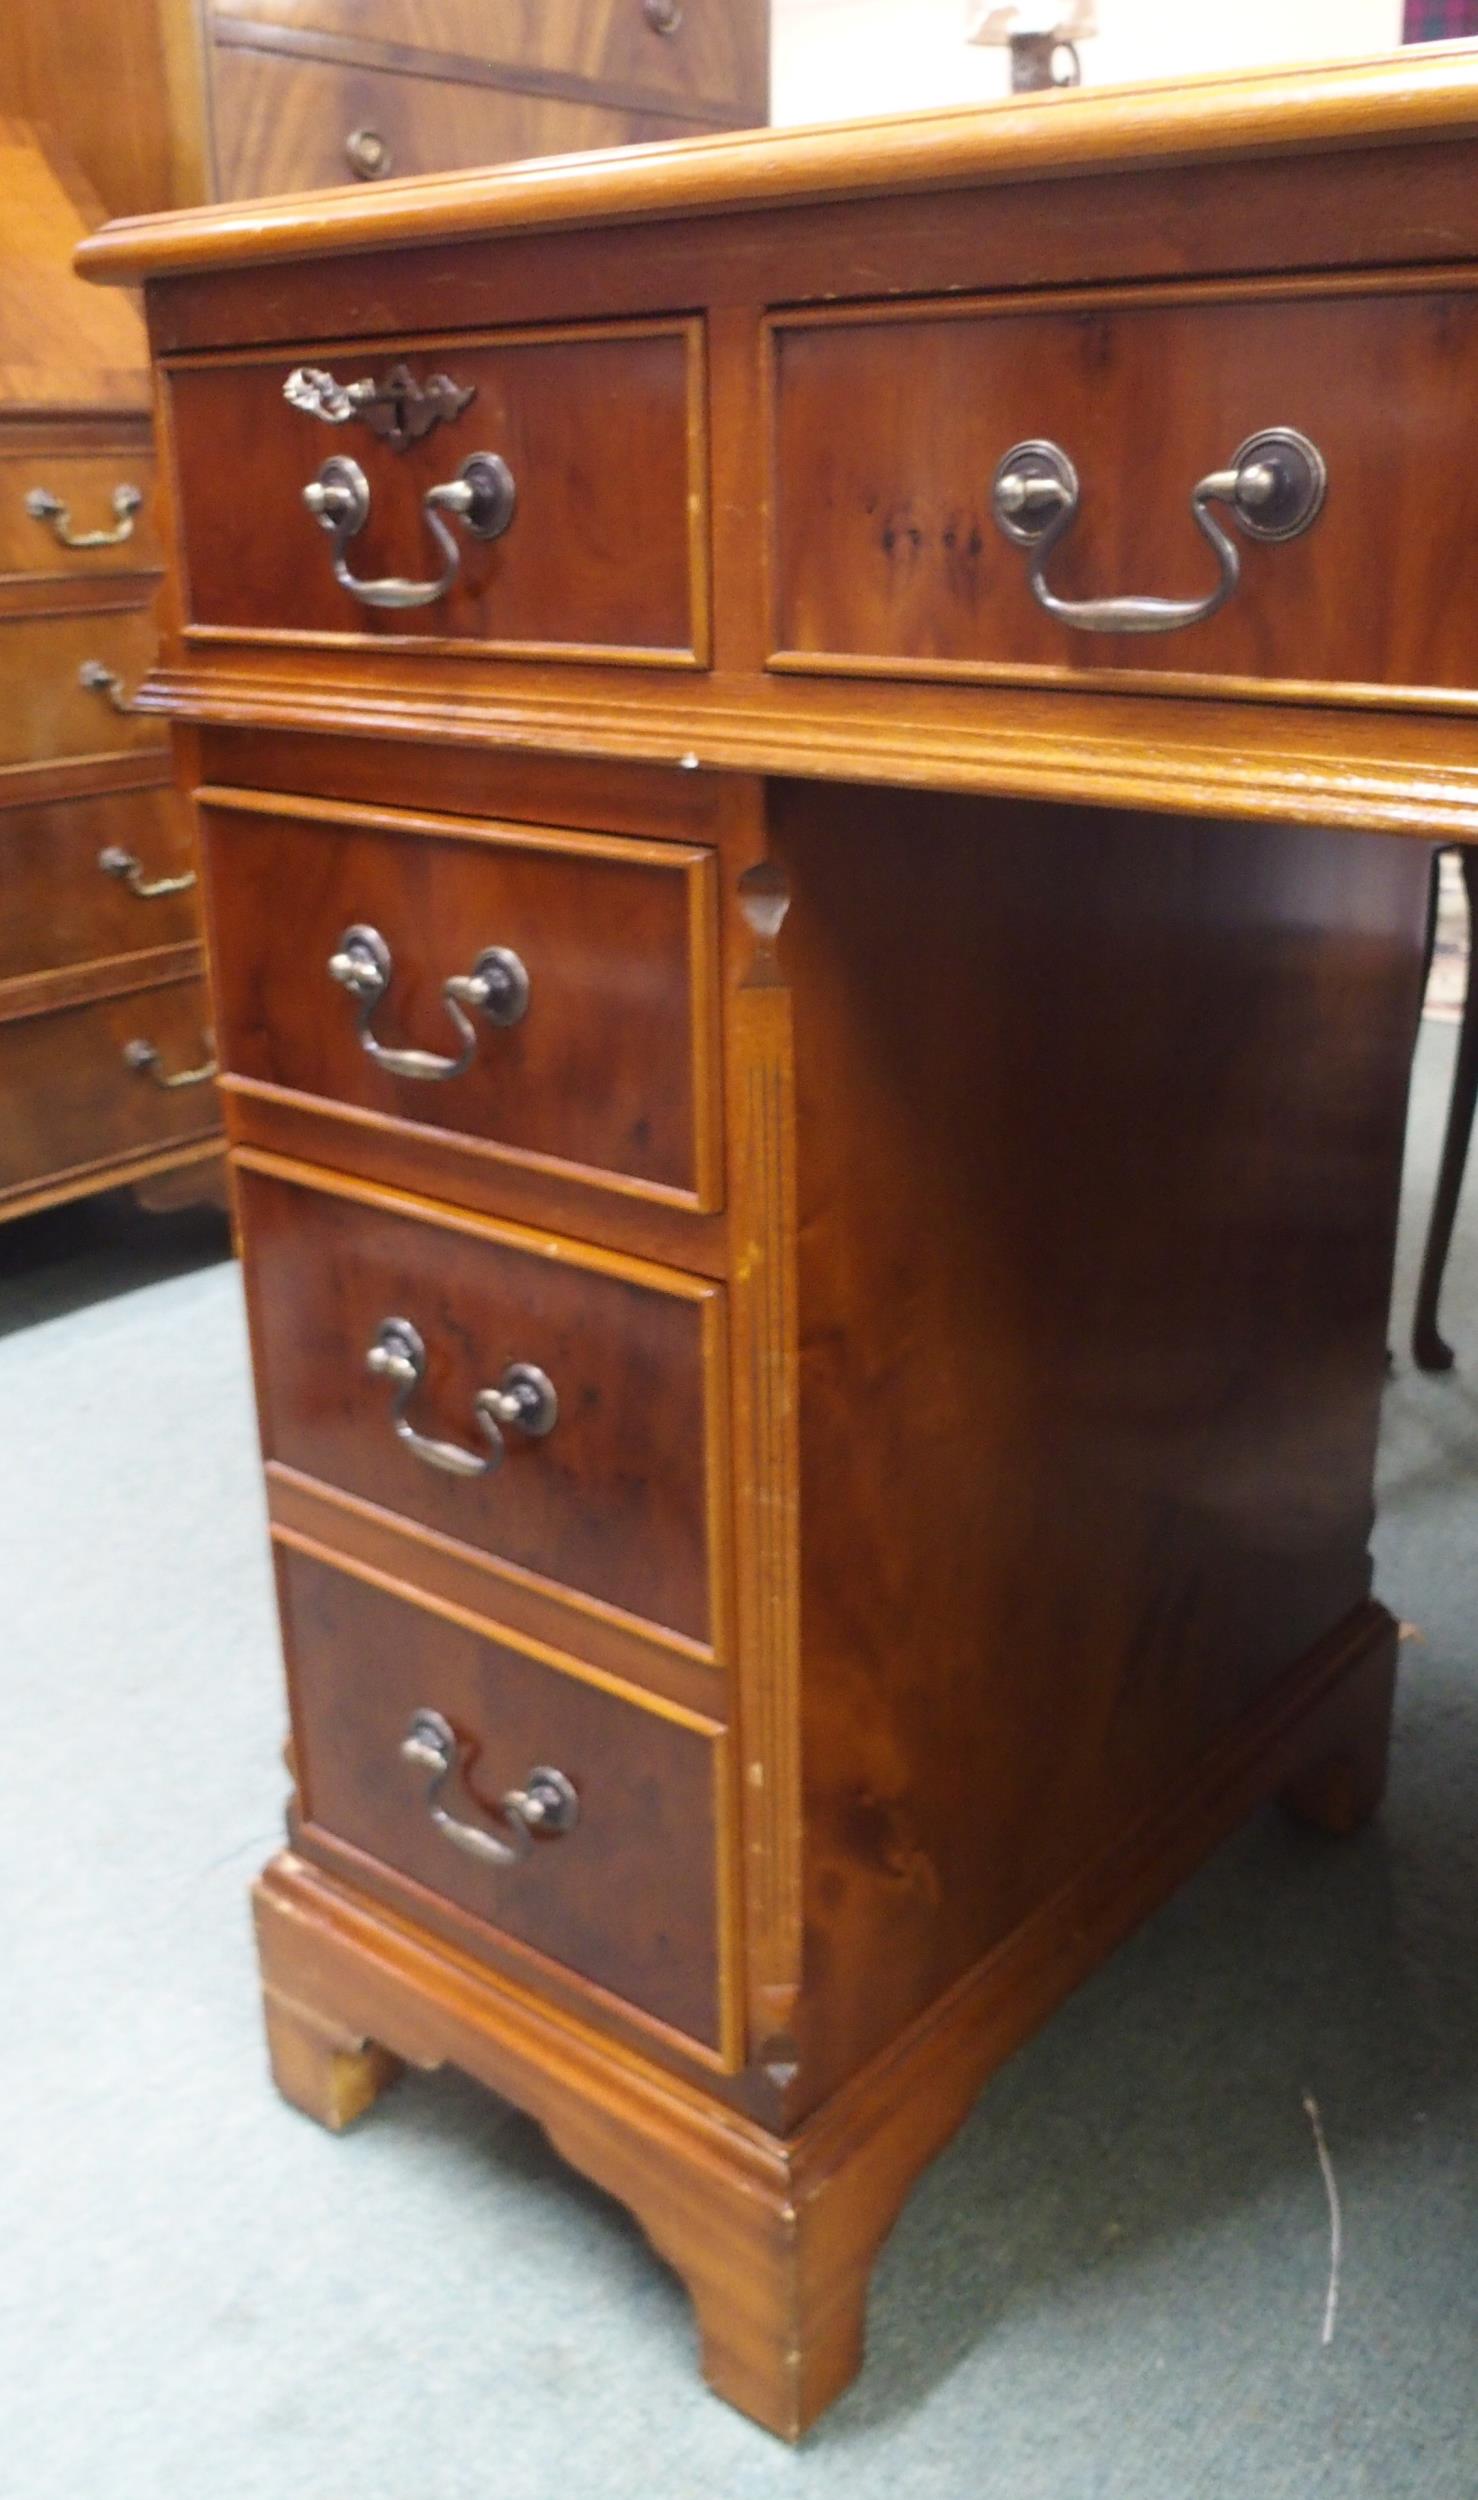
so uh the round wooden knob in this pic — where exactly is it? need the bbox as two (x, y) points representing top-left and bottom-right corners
(345, 126), (392, 179)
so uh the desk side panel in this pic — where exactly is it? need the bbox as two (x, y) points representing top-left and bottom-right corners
(774, 784), (1428, 2109)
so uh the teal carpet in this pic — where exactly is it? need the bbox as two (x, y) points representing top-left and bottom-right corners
(2, 1020), (1474, 2499)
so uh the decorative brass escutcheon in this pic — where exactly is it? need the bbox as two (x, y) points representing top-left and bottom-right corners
(284, 361), (475, 449)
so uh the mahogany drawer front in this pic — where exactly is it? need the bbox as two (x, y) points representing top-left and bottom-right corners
(770, 280), (1478, 703)
(208, 0), (768, 120)
(0, 977), (217, 1203)
(166, 321), (705, 662)
(239, 1164), (728, 1655)
(0, 786), (199, 990)
(0, 607), (168, 770)
(0, 449), (161, 582)
(210, 46), (725, 202)
(278, 1545), (733, 2059)
(199, 793), (721, 1210)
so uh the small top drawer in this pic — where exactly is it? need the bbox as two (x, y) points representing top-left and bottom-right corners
(1, 450), (161, 582)
(198, 789), (722, 1209)
(770, 280), (1478, 704)
(165, 320), (706, 662)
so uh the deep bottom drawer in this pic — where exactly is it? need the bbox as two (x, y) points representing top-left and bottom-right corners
(278, 1545), (734, 2061)
(0, 977), (217, 1201)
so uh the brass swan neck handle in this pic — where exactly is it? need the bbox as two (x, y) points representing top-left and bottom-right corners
(991, 427), (1326, 636)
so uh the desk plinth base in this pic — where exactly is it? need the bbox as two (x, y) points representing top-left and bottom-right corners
(252, 1596), (1396, 2441)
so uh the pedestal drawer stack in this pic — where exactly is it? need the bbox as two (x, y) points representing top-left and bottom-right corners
(0, 125), (220, 1225)
(192, 740), (747, 2072)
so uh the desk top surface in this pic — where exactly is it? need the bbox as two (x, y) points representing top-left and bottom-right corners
(78, 42), (1478, 287)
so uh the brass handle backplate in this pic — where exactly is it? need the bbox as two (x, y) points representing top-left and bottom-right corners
(123, 1033), (217, 1090)
(328, 921), (529, 1081)
(991, 427), (1326, 635)
(401, 1708), (578, 1869)
(367, 1316), (557, 1481)
(26, 482), (143, 549)
(301, 449), (515, 609)
(99, 843), (196, 900)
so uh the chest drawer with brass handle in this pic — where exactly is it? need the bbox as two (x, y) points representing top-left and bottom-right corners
(0, 975), (217, 1208)
(165, 321), (706, 661)
(0, 608), (169, 770)
(276, 1543), (736, 2061)
(1, 454), (160, 578)
(238, 1160), (729, 1656)
(0, 788), (199, 987)
(770, 277), (1478, 704)
(197, 789), (722, 1211)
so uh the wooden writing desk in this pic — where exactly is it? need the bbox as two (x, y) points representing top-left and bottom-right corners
(80, 46), (1478, 2436)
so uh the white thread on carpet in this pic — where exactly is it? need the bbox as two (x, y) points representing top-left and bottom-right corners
(1303, 2091), (1343, 2348)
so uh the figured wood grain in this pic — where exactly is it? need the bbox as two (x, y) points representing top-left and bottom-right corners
(236, 1155), (726, 1649)
(275, 1541), (733, 2055)
(768, 782), (1428, 2108)
(0, 126), (151, 407)
(197, 787), (720, 1205)
(133, 654), (1478, 837)
(209, 0), (768, 121)
(0, 940), (202, 1030)
(128, 140), (1478, 369)
(0, 16), (210, 220)
(210, 45), (713, 199)
(166, 322), (705, 659)
(75, 46), (1478, 284)
(264, 1461), (728, 1714)
(219, 1077), (731, 1277)
(193, 721), (741, 842)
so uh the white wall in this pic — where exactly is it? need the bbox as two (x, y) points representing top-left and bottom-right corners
(771, 0), (1406, 127)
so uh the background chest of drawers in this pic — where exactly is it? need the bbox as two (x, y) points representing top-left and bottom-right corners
(0, 126), (219, 1226)
(0, 0), (769, 217)
(80, 48), (1478, 2441)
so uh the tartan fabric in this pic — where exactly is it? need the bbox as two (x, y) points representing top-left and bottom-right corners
(1404, 0), (1478, 39)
